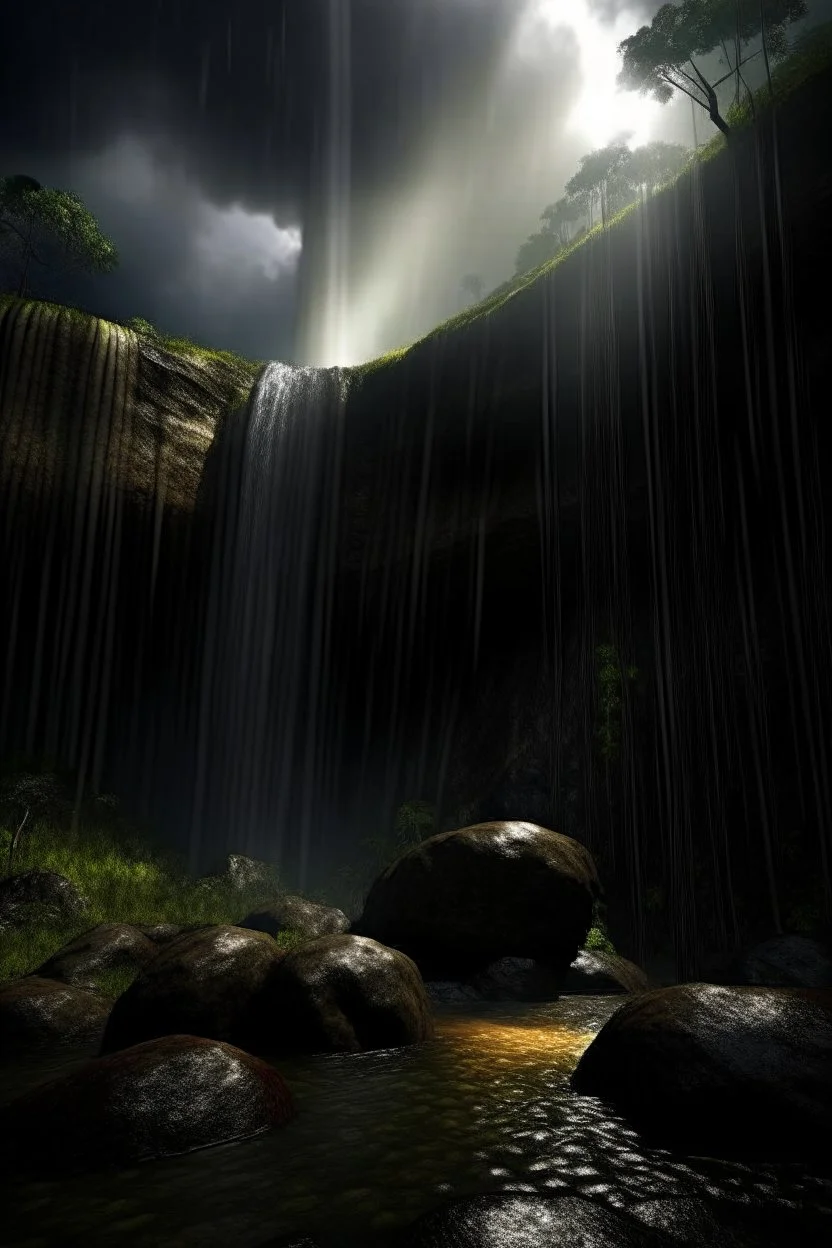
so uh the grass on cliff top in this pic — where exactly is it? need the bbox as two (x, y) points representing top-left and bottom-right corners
(0, 291), (263, 379)
(353, 21), (832, 380)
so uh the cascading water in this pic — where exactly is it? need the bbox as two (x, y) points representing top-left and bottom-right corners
(191, 362), (345, 884)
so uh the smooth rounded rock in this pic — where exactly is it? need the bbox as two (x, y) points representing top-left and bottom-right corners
(572, 982), (832, 1161)
(0, 868), (87, 929)
(100, 924), (286, 1056)
(561, 949), (650, 994)
(403, 1194), (673, 1247)
(630, 1196), (832, 1246)
(0, 975), (112, 1057)
(353, 821), (601, 979)
(0, 1033), (294, 1173)
(33, 922), (159, 989)
(239, 894), (349, 941)
(269, 933), (435, 1054)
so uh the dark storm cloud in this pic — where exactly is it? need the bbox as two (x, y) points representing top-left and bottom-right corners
(1, 1), (514, 216)
(0, 1), (514, 356)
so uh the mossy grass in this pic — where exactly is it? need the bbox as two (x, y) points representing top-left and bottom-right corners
(0, 290), (263, 378)
(0, 813), (300, 982)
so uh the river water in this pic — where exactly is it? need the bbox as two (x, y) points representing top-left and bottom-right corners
(3, 996), (831, 1247)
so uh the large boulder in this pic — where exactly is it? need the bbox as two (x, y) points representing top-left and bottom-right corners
(572, 983), (832, 1161)
(0, 868), (87, 929)
(239, 894), (349, 941)
(403, 1194), (673, 1247)
(561, 949), (650, 994)
(100, 924), (285, 1056)
(33, 922), (159, 990)
(708, 934), (832, 988)
(466, 956), (562, 1001)
(0, 1034), (294, 1173)
(0, 976), (111, 1057)
(353, 822), (601, 979)
(269, 934), (435, 1054)
(630, 1196), (832, 1247)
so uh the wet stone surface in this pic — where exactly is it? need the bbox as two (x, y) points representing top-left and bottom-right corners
(2, 996), (831, 1247)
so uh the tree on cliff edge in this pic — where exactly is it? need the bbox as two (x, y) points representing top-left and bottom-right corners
(0, 174), (119, 297)
(617, 0), (807, 139)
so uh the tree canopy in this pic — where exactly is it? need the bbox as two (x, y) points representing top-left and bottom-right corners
(0, 174), (119, 296)
(513, 138), (690, 278)
(617, 0), (807, 137)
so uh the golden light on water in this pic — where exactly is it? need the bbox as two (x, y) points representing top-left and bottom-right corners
(436, 1017), (596, 1072)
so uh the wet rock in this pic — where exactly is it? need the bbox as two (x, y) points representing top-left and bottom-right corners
(572, 983), (832, 1161)
(198, 853), (279, 892)
(33, 923), (159, 990)
(100, 924), (286, 1056)
(353, 821), (601, 979)
(135, 922), (212, 946)
(561, 949), (650, 994)
(239, 894), (349, 941)
(403, 1194), (673, 1247)
(0, 1033), (294, 1174)
(630, 1195), (832, 1246)
(425, 980), (485, 1003)
(0, 976), (111, 1057)
(269, 934), (435, 1054)
(0, 868), (87, 929)
(467, 956), (563, 1001)
(707, 934), (832, 988)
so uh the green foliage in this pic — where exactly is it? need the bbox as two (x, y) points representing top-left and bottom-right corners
(595, 644), (638, 763)
(273, 928), (310, 954)
(584, 925), (616, 954)
(0, 796), (298, 981)
(0, 174), (118, 295)
(126, 315), (161, 338)
(393, 799), (436, 846)
(90, 964), (141, 1001)
(617, 0), (807, 136)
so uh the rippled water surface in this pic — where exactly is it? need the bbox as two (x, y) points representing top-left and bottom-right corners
(3, 996), (831, 1247)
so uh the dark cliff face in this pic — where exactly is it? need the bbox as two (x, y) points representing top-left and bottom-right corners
(2, 67), (832, 976)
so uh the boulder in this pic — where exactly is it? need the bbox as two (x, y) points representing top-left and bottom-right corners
(269, 934), (435, 1054)
(100, 924), (286, 1056)
(0, 1033), (294, 1173)
(630, 1196), (832, 1246)
(467, 956), (562, 1001)
(403, 1194), (673, 1247)
(424, 980), (484, 1004)
(134, 922), (207, 945)
(708, 934), (832, 988)
(353, 821), (601, 979)
(33, 922), (159, 990)
(0, 868), (87, 929)
(561, 949), (650, 994)
(198, 853), (279, 892)
(239, 894), (349, 941)
(0, 976), (111, 1057)
(572, 983), (832, 1161)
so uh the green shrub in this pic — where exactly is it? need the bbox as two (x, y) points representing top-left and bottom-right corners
(584, 925), (616, 954)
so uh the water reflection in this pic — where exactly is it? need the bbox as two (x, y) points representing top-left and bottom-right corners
(3, 997), (831, 1248)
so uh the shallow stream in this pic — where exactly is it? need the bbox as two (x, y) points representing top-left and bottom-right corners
(3, 996), (831, 1247)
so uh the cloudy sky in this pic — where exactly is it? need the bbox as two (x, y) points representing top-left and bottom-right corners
(1, 0), (828, 365)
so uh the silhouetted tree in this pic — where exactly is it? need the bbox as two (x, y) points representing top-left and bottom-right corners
(617, 0), (806, 139)
(460, 273), (483, 304)
(0, 174), (118, 296)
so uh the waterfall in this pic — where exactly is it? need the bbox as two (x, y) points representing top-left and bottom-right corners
(192, 362), (344, 884)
